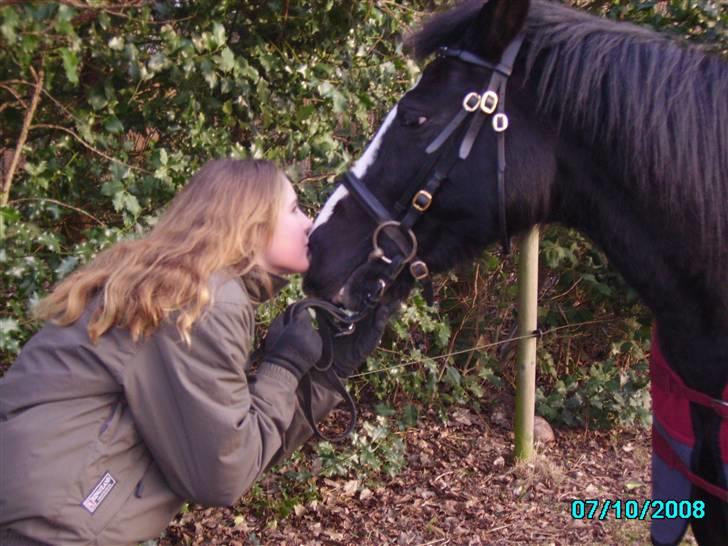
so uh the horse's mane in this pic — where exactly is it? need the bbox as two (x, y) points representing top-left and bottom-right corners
(408, 0), (728, 283)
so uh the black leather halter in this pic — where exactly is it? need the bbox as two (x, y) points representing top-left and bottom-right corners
(339, 34), (526, 309)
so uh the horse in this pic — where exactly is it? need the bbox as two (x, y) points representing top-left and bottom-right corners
(302, 0), (728, 543)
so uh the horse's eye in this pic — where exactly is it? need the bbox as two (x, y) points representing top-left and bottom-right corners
(399, 110), (428, 128)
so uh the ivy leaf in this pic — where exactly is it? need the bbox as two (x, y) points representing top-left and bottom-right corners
(124, 193), (141, 216)
(218, 47), (235, 72)
(112, 190), (126, 212)
(101, 179), (124, 197)
(238, 58), (260, 82)
(201, 60), (218, 89)
(60, 48), (80, 84)
(1, 7), (19, 42)
(55, 256), (79, 279)
(148, 52), (169, 73)
(0, 318), (20, 335)
(56, 4), (76, 24)
(108, 36), (124, 51)
(88, 91), (108, 111)
(109, 162), (131, 182)
(37, 232), (60, 252)
(23, 160), (47, 176)
(104, 116), (124, 133)
(445, 365), (462, 388)
(211, 22), (226, 48)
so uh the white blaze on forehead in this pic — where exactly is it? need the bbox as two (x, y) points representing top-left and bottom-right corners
(351, 104), (398, 178)
(311, 104), (399, 231)
(312, 184), (349, 230)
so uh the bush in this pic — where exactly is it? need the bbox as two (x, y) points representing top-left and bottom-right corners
(1, 0), (725, 480)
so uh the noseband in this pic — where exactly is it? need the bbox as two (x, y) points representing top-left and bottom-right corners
(340, 34), (526, 308)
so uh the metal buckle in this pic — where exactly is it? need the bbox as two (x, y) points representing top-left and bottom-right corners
(409, 260), (429, 280)
(480, 90), (498, 114)
(462, 92), (481, 112)
(412, 190), (433, 212)
(492, 113), (509, 132)
(333, 322), (356, 338)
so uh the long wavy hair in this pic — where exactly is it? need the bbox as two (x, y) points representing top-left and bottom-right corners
(33, 159), (287, 345)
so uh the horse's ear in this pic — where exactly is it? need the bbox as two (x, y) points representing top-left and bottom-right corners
(472, 0), (530, 60)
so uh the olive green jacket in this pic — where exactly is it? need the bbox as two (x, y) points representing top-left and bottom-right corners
(0, 274), (342, 546)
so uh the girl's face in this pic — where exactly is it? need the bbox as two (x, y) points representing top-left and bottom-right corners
(262, 179), (313, 274)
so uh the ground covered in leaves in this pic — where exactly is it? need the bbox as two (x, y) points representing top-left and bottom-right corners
(159, 402), (699, 546)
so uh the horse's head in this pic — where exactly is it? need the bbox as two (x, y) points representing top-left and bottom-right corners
(305, 0), (556, 312)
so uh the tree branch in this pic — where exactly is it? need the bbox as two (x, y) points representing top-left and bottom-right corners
(2, 67), (44, 207)
(30, 123), (151, 174)
(9, 197), (106, 227)
(0, 0), (146, 9)
(0, 82), (28, 109)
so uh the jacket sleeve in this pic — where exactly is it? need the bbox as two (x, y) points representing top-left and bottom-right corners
(266, 370), (345, 468)
(123, 300), (301, 507)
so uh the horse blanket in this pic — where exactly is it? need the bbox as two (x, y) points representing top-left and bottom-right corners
(650, 329), (728, 544)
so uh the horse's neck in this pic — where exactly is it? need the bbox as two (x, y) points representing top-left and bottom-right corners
(549, 141), (728, 394)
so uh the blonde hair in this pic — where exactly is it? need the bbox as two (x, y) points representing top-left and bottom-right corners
(33, 159), (287, 344)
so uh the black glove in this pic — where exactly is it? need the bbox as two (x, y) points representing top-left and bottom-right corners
(261, 305), (323, 381)
(331, 300), (400, 378)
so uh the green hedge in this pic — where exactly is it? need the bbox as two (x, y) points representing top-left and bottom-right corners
(1, 1), (725, 444)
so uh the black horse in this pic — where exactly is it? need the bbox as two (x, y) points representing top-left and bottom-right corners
(304, 0), (727, 544)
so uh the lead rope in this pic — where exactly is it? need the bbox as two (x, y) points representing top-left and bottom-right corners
(269, 298), (363, 442)
(301, 307), (359, 442)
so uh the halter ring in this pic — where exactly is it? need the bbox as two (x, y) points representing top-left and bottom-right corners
(462, 92), (481, 112)
(480, 91), (499, 114)
(493, 113), (509, 132)
(368, 247), (393, 264)
(372, 220), (418, 263)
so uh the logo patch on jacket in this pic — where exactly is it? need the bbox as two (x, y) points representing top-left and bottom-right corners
(81, 472), (117, 513)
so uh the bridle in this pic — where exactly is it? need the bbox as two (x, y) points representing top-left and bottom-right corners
(339, 33), (526, 309)
(293, 34), (526, 442)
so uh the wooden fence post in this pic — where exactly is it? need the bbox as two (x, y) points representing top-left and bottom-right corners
(514, 225), (540, 461)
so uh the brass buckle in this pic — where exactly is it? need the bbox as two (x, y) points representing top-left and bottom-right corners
(462, 92), (481, 112)
(492, 113), (509, 132)
(480, 90), (498, 114)
(412, 190), (433, 212)
(409, 260), (429, 280)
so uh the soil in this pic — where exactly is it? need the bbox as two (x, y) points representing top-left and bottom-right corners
(159, 404), (698, 546)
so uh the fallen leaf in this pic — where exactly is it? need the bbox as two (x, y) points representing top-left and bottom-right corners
(342, 479), (359, 497)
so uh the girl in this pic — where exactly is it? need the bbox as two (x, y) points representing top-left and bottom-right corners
(0, 159), (391, 546)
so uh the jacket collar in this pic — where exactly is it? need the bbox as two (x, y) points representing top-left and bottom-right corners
(239, 267), (289, 304)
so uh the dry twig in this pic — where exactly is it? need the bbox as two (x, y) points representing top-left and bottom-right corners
(2, 67), (44, 206)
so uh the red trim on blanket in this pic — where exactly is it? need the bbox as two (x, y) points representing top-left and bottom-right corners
(651, 327), (728, 499)
(651, 331), (695, 446)
(653, 426), (728, 502)
(723, 380), (728, 466)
